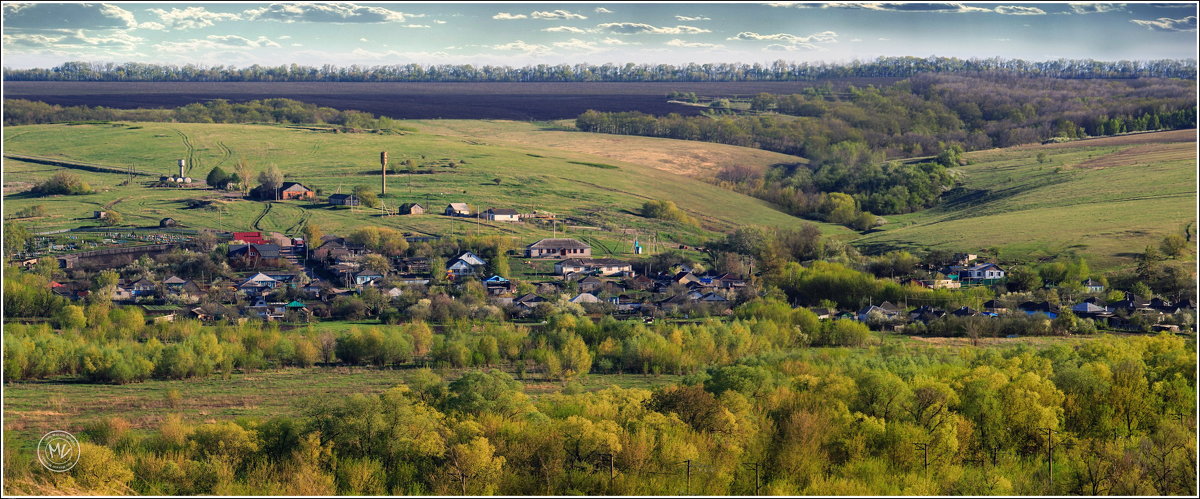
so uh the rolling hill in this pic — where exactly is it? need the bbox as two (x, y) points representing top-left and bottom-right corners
(1, 121), (848, 256)
(854, 129), (1197, 271)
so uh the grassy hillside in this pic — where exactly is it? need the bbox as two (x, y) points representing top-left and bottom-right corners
(2, 121), (850, 253)
(854, 130), (1197, 271)
(409, 119), (806, 178)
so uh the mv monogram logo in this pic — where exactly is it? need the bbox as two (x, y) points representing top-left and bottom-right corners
(38, 430), (80, 472)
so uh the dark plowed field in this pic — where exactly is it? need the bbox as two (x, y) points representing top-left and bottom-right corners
(3, 79), (899, 120)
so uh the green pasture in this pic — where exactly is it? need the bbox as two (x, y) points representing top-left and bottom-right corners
(2, 121), (844, 253)
(855, 137), (1197, 271)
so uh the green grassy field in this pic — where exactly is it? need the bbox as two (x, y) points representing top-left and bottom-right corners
(854, 130), (1197, 271)
(2, 121), (849, 253)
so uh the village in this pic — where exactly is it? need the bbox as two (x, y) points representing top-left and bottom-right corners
(14, 179), (1194, 335)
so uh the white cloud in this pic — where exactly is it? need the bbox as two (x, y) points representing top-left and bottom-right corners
(435, 20), (446, 24)
(825, 3), (992, 13)
(543, 26), (587, 33)
(675, 15), (711, 21)
(1130, 16), (1197, 32)
(147, 7), (241, 30)
(728, 31), (838, 44)
(1068, 3), (1126, 15)
(404, 24), (430, 28)
(994, 6), (1045, 16)
(665, 38), (723, 48)
(360, 37), (368, 42)
(279, 35), (291, 39)
(1, 3), (138, 30)
(552, 38), (603, 53)
(492, 40), (553, 55)
(596, 23), (711, 35)
(764, 43), (818, 51)
(155, 34), (281, 53)
(595, 7), (613, 14)
(138, 21), (166, 31)
(244, 3), (415, 23)
(493, 12), (527, 20)
(600, 37), (631, 45)
(4, 29), (144, 50)
(291, 43), (302, 47)
(532, 10), (587, 20)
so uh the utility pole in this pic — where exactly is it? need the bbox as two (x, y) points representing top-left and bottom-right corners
(683, 459), (692, 495)
(380, 151), (388, 195)
(742, 461), (760, 495)
(914, 442), (929, 474)
(1038, 427), (1056, 489)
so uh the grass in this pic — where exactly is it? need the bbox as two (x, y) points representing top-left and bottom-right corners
(854, 130), (1197, 272)
(2, 121), (851, 252)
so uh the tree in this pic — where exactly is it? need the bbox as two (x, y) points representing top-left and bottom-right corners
(443, 437), (506, 495)
(32, 171), (92, 195)
(302, 222), (323, 261)
(258, 164), (284, 200)
(3, 221), (31, 257)
(205, 166), (230, 189)
(361, 254), (392, 274)
(1160, 233), (1188, 258)
(100, 211), (124, 226)
(233, 159), (254, 195)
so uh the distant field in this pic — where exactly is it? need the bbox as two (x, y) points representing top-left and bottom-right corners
(855, 130), (1198, 271)
(1, 121), (851, 250)
(411, 119), (806, 178)
(2, 79), (900, 121)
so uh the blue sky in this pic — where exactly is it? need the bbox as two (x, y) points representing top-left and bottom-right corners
(2, 2), (1196, 68)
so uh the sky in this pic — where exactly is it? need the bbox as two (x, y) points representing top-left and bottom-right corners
(1, 2), (1197, 69)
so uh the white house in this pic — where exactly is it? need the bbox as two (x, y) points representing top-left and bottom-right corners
(961, 263), (1005, 280)
(482, 208), (520, 222)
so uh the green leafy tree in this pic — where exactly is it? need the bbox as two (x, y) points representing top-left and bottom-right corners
(205, 166), (230, 188)
(3, 221), (31, 257)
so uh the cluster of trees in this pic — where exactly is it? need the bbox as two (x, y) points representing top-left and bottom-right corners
(7, 334), (1194, 495)
(31, 171), (94, 196)
(579, 75), (1195, 160)
(5, 57), (1195, 82)
(3, 98), (404, 130)
(640, 200), (699, 228)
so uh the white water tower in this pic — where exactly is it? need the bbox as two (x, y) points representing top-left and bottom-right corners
(178, 159), (186, 179)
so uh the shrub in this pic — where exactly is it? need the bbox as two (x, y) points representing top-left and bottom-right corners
(32, 172), (93, 195)
(68, 442), (134, 494)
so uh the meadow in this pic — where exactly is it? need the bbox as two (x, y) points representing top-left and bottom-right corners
(854, 130), (1197, 271)
(2, 121), (850, 253)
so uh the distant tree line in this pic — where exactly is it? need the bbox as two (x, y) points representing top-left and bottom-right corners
(578, 73), (1197, 228)
(2, 98), (406, 130)
(3, 57), (1195, 82)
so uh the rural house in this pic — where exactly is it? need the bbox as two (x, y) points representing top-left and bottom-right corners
(399, 203), (425, 215)
(253, 182), (315, 201)
(555, 258), (634, 277)
(445, 203), (471, 216)
(960, 263), (1005, 281)
(482, 208), (520, 222)
(1082, 279), (1105, 293)
(456, 251), (487, 267)
(228, 243), (282, 261)
(526, 238), (591, 258)
(329, 194), (359, 206)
